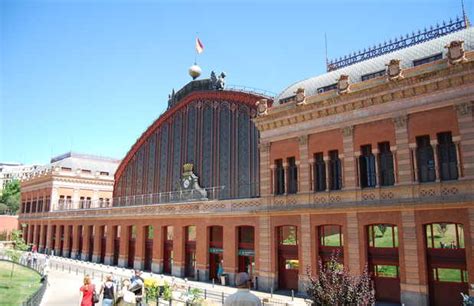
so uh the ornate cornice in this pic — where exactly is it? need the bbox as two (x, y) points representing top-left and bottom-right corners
(255, 59), (474, 133)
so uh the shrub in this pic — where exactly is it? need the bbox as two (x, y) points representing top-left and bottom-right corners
(307, 250), (375, 306)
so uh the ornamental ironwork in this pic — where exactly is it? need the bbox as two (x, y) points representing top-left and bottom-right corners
(327, 17), (468, 72)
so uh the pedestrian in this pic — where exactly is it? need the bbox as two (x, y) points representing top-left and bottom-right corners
(116, 279), (135, 306)
(26, 252), (32, 267)
(130, 270), (144, 305)
(99, 274), (115, 306)
(224, 272), (261, 306)
(79, 275), (96, 306)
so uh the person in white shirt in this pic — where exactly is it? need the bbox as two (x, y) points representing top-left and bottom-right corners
(224, 272), (261, 306)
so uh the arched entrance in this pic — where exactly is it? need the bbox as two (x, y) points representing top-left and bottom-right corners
(185, 226), (196, 278)
(209, 226), (223, 281)
(163, 226), (173, 274)
(278, 226), (299, 290)
(425, 223), (468, 306)
(237, 226), (255, 279)
(318, 225), (343, 263)
(367, 224), (400, 303)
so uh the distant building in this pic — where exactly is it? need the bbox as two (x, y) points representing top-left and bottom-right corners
(0, 163), (39, 193)
(19, 152), (120, 257)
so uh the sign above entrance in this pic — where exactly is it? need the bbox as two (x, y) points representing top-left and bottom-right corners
(209, 247), (223, 254)
(238, 249), (255, 256)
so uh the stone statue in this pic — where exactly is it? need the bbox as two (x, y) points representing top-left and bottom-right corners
(210, 71), (226, 90)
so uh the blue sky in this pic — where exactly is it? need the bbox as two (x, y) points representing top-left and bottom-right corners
(1, 0), (471, 164)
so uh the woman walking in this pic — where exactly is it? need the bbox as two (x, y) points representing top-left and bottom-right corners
(79, 275), (96, 306)
(99, 274), (115, 306)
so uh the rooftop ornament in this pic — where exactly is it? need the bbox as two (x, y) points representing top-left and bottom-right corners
(327, 17), (468, 72)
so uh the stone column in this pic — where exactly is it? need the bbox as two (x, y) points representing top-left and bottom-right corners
(324, 156), (330, 191)
(172, 226), (184, 277)
(455, 102), (474, 178)
(259, 142), (271, 196)
(283, 163), (289, 195)
(257, 216), (274, 291)
(391, 145), (399, 184)
(71, 225), (79, 259)
(33, 224), (39, 247)
(354, 151), (361, 188)
(81, 225), (90, 261)
(39, 224), (46, 253)
(393, 115), (413, 184)
(309, 159), (315, 192)
(298, 135), (310, 193)
(400, 210), (428, 305)
(372, 148), (380, 187)
(132, 226), (144, 269)
(298, 214), (312, 293)
(104, 224), (114, 265)
(269, 165), (276, 195)
(342, 126), (356, 189)
(45, 223), (53, 255)
(152, 225), (163, 273)
(223, 225), (237, 286)
(430, 139), (440, 182)
(453, 137), (462, 178)
(195, 224), (209, 281)
(118, 225), (128, 267)
(346, 213), (361, 274)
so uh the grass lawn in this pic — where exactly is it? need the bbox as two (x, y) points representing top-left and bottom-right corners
(0, 261), (42, 305)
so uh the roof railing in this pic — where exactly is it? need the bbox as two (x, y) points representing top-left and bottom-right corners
(327, 16), (468, 72)
(226, 84), (276, 99)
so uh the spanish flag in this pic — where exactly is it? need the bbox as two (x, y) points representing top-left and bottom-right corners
(195, 37), (204, 54)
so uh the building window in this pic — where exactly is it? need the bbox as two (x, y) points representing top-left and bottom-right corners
(166, 226), (174, 241)
(317, 83), (338, 94)
(361, 69), (385, 81)
(279, 226), (297, 245)
(378, 142), (395, 186)
(413, 53), (442, 66)
(275, 159), (285, 195)
(360, 145), (376, 188)
(437, 132), (458, 181)
(313, 153), (326, 192)
(287, 157), (297, 194)
(100, 171), (109, 176)
(329, 150), (342, 190)
(416, 135), (436, 183)
(368, 224), (398, 248)
(186, 226), (196, 242)
(79, 197), (85, 209)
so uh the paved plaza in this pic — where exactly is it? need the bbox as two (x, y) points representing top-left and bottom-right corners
(39, 255), (308, 306)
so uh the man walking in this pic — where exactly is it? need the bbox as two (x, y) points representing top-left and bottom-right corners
(224, 272), (261, 306)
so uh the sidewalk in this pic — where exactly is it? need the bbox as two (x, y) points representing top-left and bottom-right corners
(41, 255), (310, 305)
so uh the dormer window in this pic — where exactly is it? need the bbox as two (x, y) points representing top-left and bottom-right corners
(81, 169), (91, 174)
(100, 171), (109, 176)
(317, 83), (337, 94)
(361, 69), (385, 81)
(413, 53), (442, 66)
(61, 167), (72, 171)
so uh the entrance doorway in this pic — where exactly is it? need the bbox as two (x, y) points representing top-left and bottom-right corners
(100, 226), (106, 264)
(237, 226), (255, 278)
(209, 226), (223, 281)
(163, 226), (174, 274)
(185, 226), (196, 278)
(127, 226), (136, 268)
(278, 226), (299, 290)
(113, 226), (120, 266)
(367, 224), (400, 303)
(425, 223), (468, 306)
(144, 226), (153, 272)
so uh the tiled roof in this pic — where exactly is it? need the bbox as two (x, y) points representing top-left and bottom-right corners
(275, 26), (474, 104)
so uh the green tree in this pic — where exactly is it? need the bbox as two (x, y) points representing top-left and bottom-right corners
(5, 230), (28, 281)
(0, 180), (21, 214)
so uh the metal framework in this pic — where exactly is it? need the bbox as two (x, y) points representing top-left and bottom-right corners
(327, 17), (468, 72)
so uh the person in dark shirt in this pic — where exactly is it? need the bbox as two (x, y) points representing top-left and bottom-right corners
(100, 274), (115, 306)
(129, 270), (144, 305)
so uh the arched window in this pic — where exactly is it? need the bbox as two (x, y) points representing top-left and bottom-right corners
(437, 132), (458, 181)
(416, 135), (436, 182)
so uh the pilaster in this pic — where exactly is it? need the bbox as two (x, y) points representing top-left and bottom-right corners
(298, 135), (310, 193)
(456, 102), (474, 178)
(257, 216), (274, 291)
(342, 126), (356, 189)
(346, 212), (361, 274)
(151, 225), (163, 273)
(172, 226), (184, 277)
(400, 210), (428, 306)
(298, 214), (311, 293)
(259, 142), (271, 196)
(223, 225), (237, 286)
(393, 115), (413, 184)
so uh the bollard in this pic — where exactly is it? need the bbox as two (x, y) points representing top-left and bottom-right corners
(271, 287), (273, 298)
(204, 289), (207, 299)
(291, 290), (294, 301)
(212, 278), (215, 288)
(221, 292), (224, 304)
(76, 268), (78, 275)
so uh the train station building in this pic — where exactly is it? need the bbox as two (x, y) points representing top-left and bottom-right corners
(19, 19), (474, 306)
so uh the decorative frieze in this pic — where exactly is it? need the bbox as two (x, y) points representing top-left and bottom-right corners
(455, 102), (472, 117)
